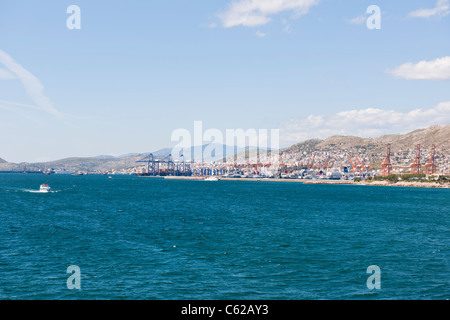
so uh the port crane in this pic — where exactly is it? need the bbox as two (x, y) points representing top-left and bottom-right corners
(424, 144), (437, 175)
(380, 144), (393, 177)
(354, 156), (364, 173)
(410, 144), (422, 174)
(136, 153), (156, 175)
(136, 154), (177, 176)
(348, 155), (357, 173)
(348, 155), (367, 174)
(356, 156), (372, 172)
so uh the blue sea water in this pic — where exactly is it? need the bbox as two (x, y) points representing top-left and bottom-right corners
(0, 173), (448, 300)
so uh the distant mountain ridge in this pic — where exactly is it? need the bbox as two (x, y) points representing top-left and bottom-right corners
(0, 144), (252, 172)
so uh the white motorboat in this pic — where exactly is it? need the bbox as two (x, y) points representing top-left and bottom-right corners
(39, 184), (51, 193)
(204, 176), (219, 181)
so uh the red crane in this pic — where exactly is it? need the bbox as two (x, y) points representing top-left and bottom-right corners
(381, 144), (393, 177)
(348, 155), (357, 173)
(425, 144), (437, 175)
(355, 156), (364, 173)
(410, 144), (422, 174)
(361, 159), (372, 171)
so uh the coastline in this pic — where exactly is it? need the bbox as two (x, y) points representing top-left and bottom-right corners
(163, 176), (304, 182)
(163, 176), (449, 188)
(302, 180), (448, 188)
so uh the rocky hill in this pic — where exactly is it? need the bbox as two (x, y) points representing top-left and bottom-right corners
(376, 125), (450, 151)
(285, 125), (450, 155)
(281, 124), (450, 172)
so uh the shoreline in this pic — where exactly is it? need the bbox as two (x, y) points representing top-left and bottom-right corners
(302, 180), (448, 188)
(164, 176), (303, 182)
(162, 176), (449, 188)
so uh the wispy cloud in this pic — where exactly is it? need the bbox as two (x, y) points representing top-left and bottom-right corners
(218, 0), (320, 28)
(387, 56), (450, 80)
(409, 0), (449, 18)
(0, 100), (45, 125)
(0, 68), (16, 80)
(256, 30), (266, 37)
(0, 99), (42, 111)
(280, 102), (450, 144)
(347, 15), (366, 25)
(0, 49), (61, 117)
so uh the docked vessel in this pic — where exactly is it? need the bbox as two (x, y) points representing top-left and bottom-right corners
(326, 171), (342, 180)
(39, 184), (51, 193)
(204, 176), (219, 181)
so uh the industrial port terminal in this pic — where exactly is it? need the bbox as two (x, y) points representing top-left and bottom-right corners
(132, 143), (448, 182)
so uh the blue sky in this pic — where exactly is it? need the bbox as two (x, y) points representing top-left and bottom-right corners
(0, 0), (449, 162)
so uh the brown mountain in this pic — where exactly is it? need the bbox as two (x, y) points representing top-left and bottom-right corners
(281, 124), (449, 172)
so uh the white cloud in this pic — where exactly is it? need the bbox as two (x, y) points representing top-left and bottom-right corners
(409, 0), (449, 18)
(387, 56), (450, 80)
(347, 15), (366, 25)
(256, 30), (266, 37)
(219, 0), (320, 27)
(0, 49), (61, 116)
(0, 68), (16, 80)
(280, 102), (450, 145)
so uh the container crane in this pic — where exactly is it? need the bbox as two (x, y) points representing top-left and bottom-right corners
(347, 155), (357, 173)
(424, 144), (437, 175)
(410, 144), (422, 174)
(381, 144), (393, 177)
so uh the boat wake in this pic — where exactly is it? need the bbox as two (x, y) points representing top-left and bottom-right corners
(22, 189), (60, 194)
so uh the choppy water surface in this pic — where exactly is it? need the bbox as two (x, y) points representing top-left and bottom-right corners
(0, 174), (448, 299)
